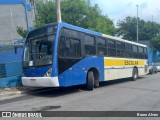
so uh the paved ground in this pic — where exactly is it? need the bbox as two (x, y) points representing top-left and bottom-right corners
(0, 86), (45, 100)
(0, 73), (160, 120)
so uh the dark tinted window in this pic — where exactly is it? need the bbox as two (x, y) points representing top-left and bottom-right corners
(132, 45), (139, 58)
(98, 47), (107, 56)
(144, 48), (148, 59)
(69, 38), (81, 58)
(84, 35), (95, 45)
(139, 47), (143, 53)
(108, 39), (116, 48)
(28, 25), (57, 39)
(138, 47), (145, 59)
(126, 44), (132, 51)
(125, 44), (132, 58)
(108, 48), (116, 57)
(59, 37), (81, 58)
(144, 48), (147, 54)
(116, 42), (125, 57)
(97, 38), (107, 56)
(117, 42), (125, 50)
(108, 40), (116, 57)
(59, 36), (66, 58)
(132, 45), (138, 52)
(97, 37), (106, 46)
(84, 35), (96, 55)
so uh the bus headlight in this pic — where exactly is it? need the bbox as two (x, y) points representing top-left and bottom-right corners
(44, 68), (52, 77)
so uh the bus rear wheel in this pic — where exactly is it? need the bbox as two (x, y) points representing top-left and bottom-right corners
(132, 68), (138, 81)
(87, 71), (94, 90)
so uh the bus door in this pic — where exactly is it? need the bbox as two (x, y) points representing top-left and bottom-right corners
(58, 36), (84, 86)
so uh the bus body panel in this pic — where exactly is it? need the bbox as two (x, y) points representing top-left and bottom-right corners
(23, 66), (51, 77)
(104, 57), (148, 81)
(22, 77), (59, 87)
(58, 56), (104, 87)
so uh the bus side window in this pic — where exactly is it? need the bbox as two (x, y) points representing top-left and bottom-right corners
(138, 47), (144, 59)
(68, 38), (81, 58)
(84, 34), (96, 55)
(132, 45), (138, 59)
(59, 36), (66, 58)
(144, 48), (148, 59)
(125, 44), (132, 58)
(108, 39), (116, 57)
(116, 42), (125, 57)
(97, 37), (107, 56)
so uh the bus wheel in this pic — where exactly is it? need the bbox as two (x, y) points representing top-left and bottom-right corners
(87, 71), (94, 90)
(132, 68), (138, 81)
(151, 70), (153, 74)
(155, 70), (157, 74)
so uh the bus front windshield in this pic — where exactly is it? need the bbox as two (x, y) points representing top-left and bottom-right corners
(23, 25), (57, 68)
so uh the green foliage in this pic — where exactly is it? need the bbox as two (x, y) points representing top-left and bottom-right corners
(116, 16), (160, 41)
(116, 17), (137, 41)
(35, 0), (115, 35)
(16, 26), (29, 38)
(151, 35), (160, 50)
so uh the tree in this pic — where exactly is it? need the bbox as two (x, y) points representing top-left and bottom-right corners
(116, 17), (137, 41)
(35, 0), (115, 35)
(16, 26), (29, 38)
(151, 35), (160, 50)
(116, 16), (160, 41)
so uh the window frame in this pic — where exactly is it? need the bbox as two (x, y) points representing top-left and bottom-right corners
(97, 37), (107, 56)
(84, 34), (96, 56)
(116, 41), (125, 57)
(107, 39), (116, 57)
(66, 37), (82, 59)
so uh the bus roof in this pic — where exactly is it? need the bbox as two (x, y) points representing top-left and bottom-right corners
(102, 34), (147, 48)
(59, 22), (147, 48)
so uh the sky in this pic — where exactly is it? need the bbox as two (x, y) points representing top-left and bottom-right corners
(91, 0), (160, 25)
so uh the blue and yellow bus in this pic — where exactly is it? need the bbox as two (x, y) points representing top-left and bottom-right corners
(22, 22), (148, 90)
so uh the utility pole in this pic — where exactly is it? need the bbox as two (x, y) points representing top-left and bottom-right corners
(56, 0), (62, 22)
(136, 5), (139, 42)
(30, 0), (36, 22)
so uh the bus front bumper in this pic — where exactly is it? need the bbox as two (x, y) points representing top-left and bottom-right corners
(22, 77), (59, 87)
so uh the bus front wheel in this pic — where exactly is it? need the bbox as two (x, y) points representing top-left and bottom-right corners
(87, 71), (94, 90)
(132, 68), (138, 81)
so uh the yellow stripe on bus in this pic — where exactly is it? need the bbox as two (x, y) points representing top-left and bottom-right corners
(104, 59), (145, 66)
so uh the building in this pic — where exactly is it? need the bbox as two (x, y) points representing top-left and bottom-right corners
(0, 0), (35, 44)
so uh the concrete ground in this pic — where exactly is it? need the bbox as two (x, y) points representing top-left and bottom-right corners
(0, 86), (48, 100)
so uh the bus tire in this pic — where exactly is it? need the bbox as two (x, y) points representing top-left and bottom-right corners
(155, 70), (157, 74)
(87, 71), (94, 90)
(132, 68), (138, 81)
(94, 80), (99, 88)
(150, 69), (154, 74)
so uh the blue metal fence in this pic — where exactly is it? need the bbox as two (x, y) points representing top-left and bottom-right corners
(0, 46), (23, 88)
(0, 62), (22, 88)
(148, 48), (160, 63)
(0, 47), (23, 64)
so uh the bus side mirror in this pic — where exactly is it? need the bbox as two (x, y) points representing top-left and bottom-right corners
(66, 39), (70, 49)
